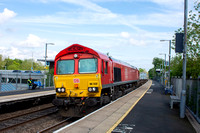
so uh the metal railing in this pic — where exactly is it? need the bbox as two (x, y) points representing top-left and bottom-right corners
(171, 77), (200, 123)
(0, 72), (54, 92)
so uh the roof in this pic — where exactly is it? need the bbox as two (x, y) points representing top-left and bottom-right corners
(55, 44), (109, 61)
(111, 57), (138, 69)
(37, 59), (54, 62)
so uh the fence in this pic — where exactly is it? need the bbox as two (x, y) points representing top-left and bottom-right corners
(171, 77), (200, 123)
(0, 72), (54, 92)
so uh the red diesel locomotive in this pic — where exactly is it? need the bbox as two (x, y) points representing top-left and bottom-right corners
(53, 44), (139, 117)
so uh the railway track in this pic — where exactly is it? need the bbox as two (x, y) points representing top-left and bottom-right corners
(38, 117), (74, 133)
(0, 103), (55, 122)
(0, 105), (58, 132)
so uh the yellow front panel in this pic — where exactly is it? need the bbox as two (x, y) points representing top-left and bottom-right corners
(54, 74), (102, 97)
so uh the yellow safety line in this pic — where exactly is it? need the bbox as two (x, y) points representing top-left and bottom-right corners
(107, 80), (152, 133)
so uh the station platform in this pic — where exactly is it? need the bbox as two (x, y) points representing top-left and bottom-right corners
(55, 80), (197, 133)
(0, 88), (55, 104)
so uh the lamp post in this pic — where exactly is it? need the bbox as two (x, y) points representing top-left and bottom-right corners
(159, 53), (166, 86)
(180, 0), (188, 118)
(160, 40), (171, 88)
(31, 52), (33, 71)
(44, 43), (54, 88)
(160, 64), (163, 84)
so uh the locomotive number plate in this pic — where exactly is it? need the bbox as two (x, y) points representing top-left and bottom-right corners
(73, 78), (80, 83)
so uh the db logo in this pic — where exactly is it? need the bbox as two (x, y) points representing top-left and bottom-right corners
(73, 78), (80, 83)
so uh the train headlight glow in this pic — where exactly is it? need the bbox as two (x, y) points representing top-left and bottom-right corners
(88, 87), (92, 92)
(56, 87), (65, 93)
(74, 54), (78, 58)
(88, 87), (98, 92)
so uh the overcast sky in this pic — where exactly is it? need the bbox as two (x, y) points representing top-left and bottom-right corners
(0, 0), (196, 71)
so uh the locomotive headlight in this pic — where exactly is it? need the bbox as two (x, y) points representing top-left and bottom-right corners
(88, 87), (92, 92)
(56, 87), (65, 93)
(88, 87), (98, 92)
(61, 88), (65, 92)
(74, 54), (78, 58)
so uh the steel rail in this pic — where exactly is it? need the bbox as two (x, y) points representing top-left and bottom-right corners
(37, 117), (73, 133)
(0, 107), (58, 132)
(0, 104), (55, 122)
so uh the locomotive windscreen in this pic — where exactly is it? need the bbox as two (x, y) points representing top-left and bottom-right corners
(79, 58), (97, 73)
(57, 60), (74, 74)
(114, 67), (121, 82)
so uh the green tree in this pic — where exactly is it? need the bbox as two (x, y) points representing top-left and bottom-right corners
(0, 55), (4, 69)
(148, 57), (164, 80)
(152, 57), (164, 69)
(20, 59), (44, 70)
(33, 61), (44, 70)
(186, 1), (200, 78)
(171, 1), (200, 78)
(20, 59), (32, 70)
(139, 68), (147, 73)
(0, 55), (44, 71)
(170, 55), (183, 77)
(8, 60), (20, 70)
(5, 58), (14, 70)
(187, 1), (200, 59)
(148, 68), (155, 79)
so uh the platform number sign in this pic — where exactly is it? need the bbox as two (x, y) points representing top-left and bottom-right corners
(73, 78), (80, 83)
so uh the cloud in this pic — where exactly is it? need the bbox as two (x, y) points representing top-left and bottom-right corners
(15, 0), (185, 33)
(0, 46), (7, 50)
(129, 38), (146, 46)
(0, 0), (185, 71)
(0, 43), (55, 60)
(0, 8), (16, 24)
(61, 0), (111, 13)
(0, 46), (24, 59)
(120, 32), (130, 38)
(15, 4), (182, 32)
(120, 31), (146, 46)
(120, 31), (148, 46)
(5, 34), (56, 60)
(16, 34), (46, 48)
(150, 0), (183, 6)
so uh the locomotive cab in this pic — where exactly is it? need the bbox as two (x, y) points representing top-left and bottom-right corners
(54, 54), (102, 98)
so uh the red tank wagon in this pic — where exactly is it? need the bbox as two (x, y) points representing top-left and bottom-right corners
(53, 44), (139, 117)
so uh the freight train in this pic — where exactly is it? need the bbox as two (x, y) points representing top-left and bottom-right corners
(52, 44), (139, 117)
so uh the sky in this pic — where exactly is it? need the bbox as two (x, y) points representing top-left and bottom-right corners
(0, 0), (196, 71)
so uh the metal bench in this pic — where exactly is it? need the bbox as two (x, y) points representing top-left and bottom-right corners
(170, 95), (181, 109)
(169, 85), (181, 109)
